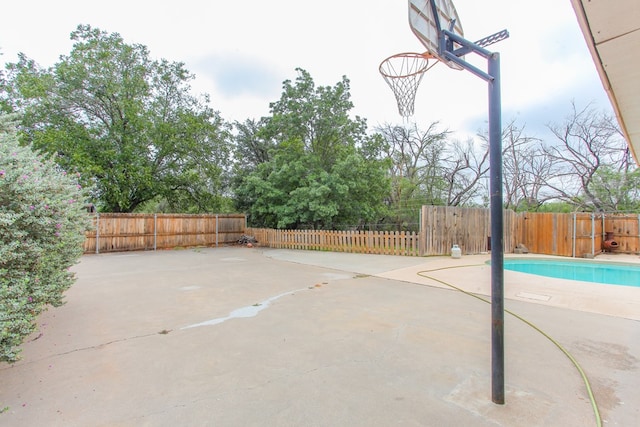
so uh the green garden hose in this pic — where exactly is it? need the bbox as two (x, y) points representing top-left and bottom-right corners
(416, 264), (602, 427)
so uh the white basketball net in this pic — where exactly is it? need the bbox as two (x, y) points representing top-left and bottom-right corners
(379, 53), (430, 118)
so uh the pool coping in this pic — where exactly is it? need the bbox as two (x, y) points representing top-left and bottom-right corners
(498, 256), (640, 289)
(369, 253), (640, 321)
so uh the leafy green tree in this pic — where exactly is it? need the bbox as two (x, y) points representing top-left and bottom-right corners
(1, 114), (90, 362)
(585, 165), (640, 212)
(234, 69), (389, 229)
(3, 25), (230, 213)
(0, 51), (10, 114)
(263, 69), (371, 167)
(230, 117), (275, 211)
(233, 118), (274, 173)
(536, 201), (575, 213)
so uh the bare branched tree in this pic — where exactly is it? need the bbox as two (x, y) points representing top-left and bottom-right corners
(545, 102), (632, 211)
(375, 121), (449, 228)
(497, 120), (557, 210)
(441, 138), (489, 206)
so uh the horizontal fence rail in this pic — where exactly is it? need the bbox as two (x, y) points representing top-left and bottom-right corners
(84, 213), (246, 254)
(246, 228), (421, 256)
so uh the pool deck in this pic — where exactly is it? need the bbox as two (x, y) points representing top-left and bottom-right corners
(379, 252), (640, 322)
(1, 247), (638, 426)
(266, 249), (640, 321)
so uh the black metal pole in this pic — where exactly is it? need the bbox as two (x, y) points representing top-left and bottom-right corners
(441, 23), (508, 405)
(488, 52), (505, 405)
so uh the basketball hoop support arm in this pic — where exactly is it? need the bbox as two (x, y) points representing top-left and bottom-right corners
(441, 30), (496, 82)
(442, 27), (508, 406)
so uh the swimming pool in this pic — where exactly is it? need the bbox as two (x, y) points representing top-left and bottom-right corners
(502, 259), (640, 287)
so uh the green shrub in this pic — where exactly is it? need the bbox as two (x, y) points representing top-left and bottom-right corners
(0, 115), (90, 363)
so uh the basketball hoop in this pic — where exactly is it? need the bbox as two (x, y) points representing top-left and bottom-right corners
(379, 52), (434, 118)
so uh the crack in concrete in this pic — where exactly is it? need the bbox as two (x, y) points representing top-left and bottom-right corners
(0, 331), (166, 370)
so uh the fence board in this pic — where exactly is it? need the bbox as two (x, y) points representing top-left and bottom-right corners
(84, 213), (246, 253)
(575, 213), (597, 257)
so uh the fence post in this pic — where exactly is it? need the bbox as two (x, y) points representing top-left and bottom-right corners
(572, 213), (576, 258)
(602, 213), (606, 254)
(419, 206), (426, 256)
(637, 214), (640, 253)
(591, 213), (595, 256)
(95, 212), (100, 254)
(154, 214), (157, 251)
(216, 214), (219, 247)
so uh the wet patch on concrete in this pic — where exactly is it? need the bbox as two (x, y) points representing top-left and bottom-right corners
(572, 340), (639, 371)
(589, 376), (621, 417)
(181, 288), (308, 329)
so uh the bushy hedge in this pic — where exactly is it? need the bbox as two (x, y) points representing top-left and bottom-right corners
(0, 115), (90, 362)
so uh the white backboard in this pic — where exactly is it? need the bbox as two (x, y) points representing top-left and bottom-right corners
(408, 0), (464, 69)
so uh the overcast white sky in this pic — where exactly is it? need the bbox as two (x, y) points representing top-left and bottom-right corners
(1, 0), (611, 141)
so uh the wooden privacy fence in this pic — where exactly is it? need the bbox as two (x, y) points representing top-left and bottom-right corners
(84, 213), (246, 253)
(521, 212), (640, 257)
(246, 228), (420, 256)
(83, 209), (639, 257)
(248, 208), (639, 258)
(419, 206), (520, 256)
(603, 213), (640, 254)
(421, 207), (639, 257)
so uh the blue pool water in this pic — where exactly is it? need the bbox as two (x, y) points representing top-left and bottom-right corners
(502, 259), (640, 287)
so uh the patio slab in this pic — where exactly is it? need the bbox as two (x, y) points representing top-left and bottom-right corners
(0, 247), (638, 426)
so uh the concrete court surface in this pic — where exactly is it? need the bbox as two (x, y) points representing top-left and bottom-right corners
(0, 247), (638, 426)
